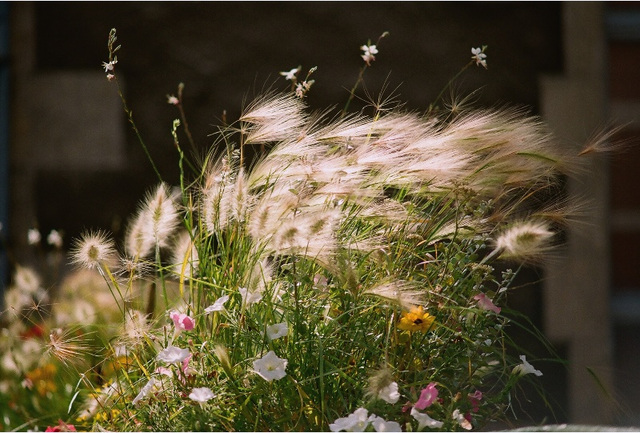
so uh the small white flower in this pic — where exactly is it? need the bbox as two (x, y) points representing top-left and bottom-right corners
(280, 66), (300, 81)
(189, 387), (215, 404)
(27, 228), (41, 245)
(368, 415), (402, 432)
(106, 73), (115, 81)
(156, 345), (190, 364)
(253, 350), (287, 382)
(132, 378), (157, 405)
(378, 381), (401, 404)
(410, 407), (444, 429)
(471, 46), (487, 69)
(266, 322), (288, 340)
(239, 287), (262, 307)
(167, 95), (179, 105)
(204, 295), (230, 313)
(361, 44), (379, 65)
(102, 59), (117, 72)
(513, 354), (543, 377)
(47, 230), (63, 248)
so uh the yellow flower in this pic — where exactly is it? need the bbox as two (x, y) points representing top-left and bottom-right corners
(398, 306), (435, 333)
(25, 363), (58, 396)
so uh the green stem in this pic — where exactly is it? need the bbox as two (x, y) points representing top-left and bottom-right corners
(115, 78), (163, 183)
(427, 61), (474, 117)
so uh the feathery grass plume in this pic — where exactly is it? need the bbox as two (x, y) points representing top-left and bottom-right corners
(170, 230), (199, 280)
(200, 156), (236, 233)
(268, 208), (340, 261)
(493, 220), (555, 263)
(70, 230), (117, 270)
(239, 93), (307, 145)
(364, 280), (425, 309)
(117, 309), (154, 348)
(125, 182), (180, 259)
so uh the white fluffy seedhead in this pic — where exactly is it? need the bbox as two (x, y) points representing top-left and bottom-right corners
(125, 183), (181, 258)
(494, 220), (556, 263)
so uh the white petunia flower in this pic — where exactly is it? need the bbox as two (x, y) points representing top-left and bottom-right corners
(239, 287), (262, 307)
(253, 350), (287, 382)
(266, 322), (288, 340)
(204, 295), (230, 313)
(411, 407), (444, 429)
(512, 354), (543, 377)
(189, 387), (215, 405)
(156, 345), (190, 364)
(368, 415), (402, 432)
(329, 407), (371, 432)
(378, 381), (401, 404)
(132, 378), (157, 405)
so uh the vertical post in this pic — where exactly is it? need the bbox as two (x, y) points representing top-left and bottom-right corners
(541, 2), (615, 424)
(0, 2), (10, 293)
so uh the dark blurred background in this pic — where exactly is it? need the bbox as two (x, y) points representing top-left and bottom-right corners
(2, 1), (640, 429)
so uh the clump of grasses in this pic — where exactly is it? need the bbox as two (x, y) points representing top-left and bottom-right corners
(56, 29), (608, 432)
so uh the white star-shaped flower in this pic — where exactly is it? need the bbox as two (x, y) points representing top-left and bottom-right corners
(102, 59), (117, 73)
(253, 350), (287, 381)
(471, 46), (488, 69)
(280, 66), (300, 81)
(361, 44), (379, 66)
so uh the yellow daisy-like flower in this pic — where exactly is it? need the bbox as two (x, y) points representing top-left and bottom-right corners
(398, 306), (435, 333)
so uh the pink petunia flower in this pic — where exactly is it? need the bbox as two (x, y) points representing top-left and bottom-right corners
(170, 310), (195, 332)
(414, 382), (438, 410)
(473, 293), (501, 314)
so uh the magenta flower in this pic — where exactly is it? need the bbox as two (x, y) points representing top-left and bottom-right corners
(469, 390), (483, 413)
(170, 310), (195, 332)
(414, 382), (438, 410)
(473, 293), (501, 314)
